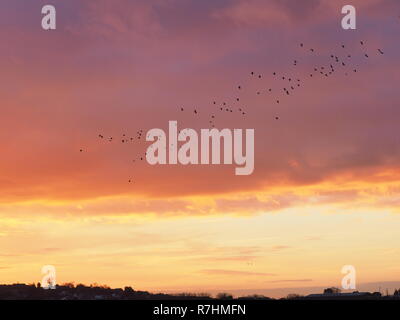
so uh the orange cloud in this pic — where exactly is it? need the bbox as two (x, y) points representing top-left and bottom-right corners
(199, 269), (276, 277)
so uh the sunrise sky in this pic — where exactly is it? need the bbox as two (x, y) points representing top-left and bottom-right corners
(1, 0), (400, 298)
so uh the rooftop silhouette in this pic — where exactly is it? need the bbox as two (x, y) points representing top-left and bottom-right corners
(1, 283), (400, 300)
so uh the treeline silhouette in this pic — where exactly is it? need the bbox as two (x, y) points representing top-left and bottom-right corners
(0, 283), (271, 300)
(1, 283), (400, 300)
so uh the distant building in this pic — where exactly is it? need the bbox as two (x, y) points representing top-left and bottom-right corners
(306, 288), (382, 300)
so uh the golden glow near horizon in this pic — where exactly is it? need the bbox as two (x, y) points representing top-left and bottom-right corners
(2, 174), (400, 297)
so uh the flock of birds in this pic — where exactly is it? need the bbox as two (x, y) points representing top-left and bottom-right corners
(177, 39), (385, 127)
(79, 37), (387, 183)
(96, 129), (144, 144)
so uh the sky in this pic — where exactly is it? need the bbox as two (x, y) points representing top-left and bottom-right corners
(0, 0), (400, 298)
